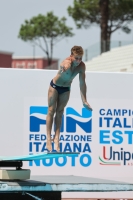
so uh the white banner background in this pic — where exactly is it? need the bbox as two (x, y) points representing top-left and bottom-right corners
(0, 68), (133, 198)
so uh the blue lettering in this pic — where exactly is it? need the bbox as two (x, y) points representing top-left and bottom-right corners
(124, 131), (133, 144)
(83, 143), (91, 152)
(73, 143), (81, 152)
(64, 143), (72, 152)
(41, 135), (46, 140)
(113, 151), (120, 160)
(33, 142), (41, 152)
(100, 130), (110, 144)
(112, 130), (123, 144)
(87, 135), (91, 141)
(29, 142), (32, 152)
(29, 159), (40, 166)
(55, 157), (67, 167)
(121, 148), (123, 160)
(80, 135), (86, 141)
(42, 158), (53, 166)
(99, 109), (105, 115)
(124, 118), (131, 128)
(122, 109), (127, 116)
(104, 117), (113, 127)
(124, 152), (131, 165)
(113, 118), (122, 128)
(114, 109), (121, 116)
(41, 142), (48, 152)
(29, 134), (34, 140)
(60, 135), (64, 141)
(107, 109), (112, 116)
(35, 134), (40, 140)
(80, 154), (92, 167)
(74, 135), (80, 141)
(99, 117), (102, 127)
(71, 155), (79, 166)
(65, 135), (70, 141)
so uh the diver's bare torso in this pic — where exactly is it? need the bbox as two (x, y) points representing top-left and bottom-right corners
(53, 61), (85, 87)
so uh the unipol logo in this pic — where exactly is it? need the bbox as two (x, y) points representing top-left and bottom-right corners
(29, 106), (92, 133)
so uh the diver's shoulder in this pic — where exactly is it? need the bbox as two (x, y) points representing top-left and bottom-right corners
(79, 61), (85, 69)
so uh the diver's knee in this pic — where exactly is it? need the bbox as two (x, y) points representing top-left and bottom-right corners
(48, 108), (56, 116)
(56, 109), (64, 117)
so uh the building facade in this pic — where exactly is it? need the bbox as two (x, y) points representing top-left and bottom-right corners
(0, 51), (58, 70)
(0, 51), (13, 68)
(12, 56), (59, 70)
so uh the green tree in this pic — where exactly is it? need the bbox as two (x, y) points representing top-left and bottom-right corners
(18, 12), (74, 67)
(68, 0), (133, 53)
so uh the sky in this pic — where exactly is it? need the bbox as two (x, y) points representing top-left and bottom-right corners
(0, 0), (133, 63)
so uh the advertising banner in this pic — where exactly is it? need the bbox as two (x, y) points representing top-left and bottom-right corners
(0, 69), (133, 180)
(23, 97), (133, 178)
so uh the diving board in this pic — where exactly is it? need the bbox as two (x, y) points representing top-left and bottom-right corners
(0, 152), (78, 161)
(0, 152), (79, 180)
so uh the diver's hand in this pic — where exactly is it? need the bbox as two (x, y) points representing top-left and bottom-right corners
(60, 56), (75, 73)
(83, 101), (93, 111)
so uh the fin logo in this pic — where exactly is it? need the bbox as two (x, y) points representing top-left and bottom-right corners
(30, 106), (92, 133)
(66, 107), (92, 133)
(30, 106), (48, 132)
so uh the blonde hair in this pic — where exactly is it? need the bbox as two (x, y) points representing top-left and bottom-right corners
(71, 46), (84, 56)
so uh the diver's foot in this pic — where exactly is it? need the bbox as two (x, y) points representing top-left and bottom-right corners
(53, 138), (60, 152)
(46, 139), (52, 152)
